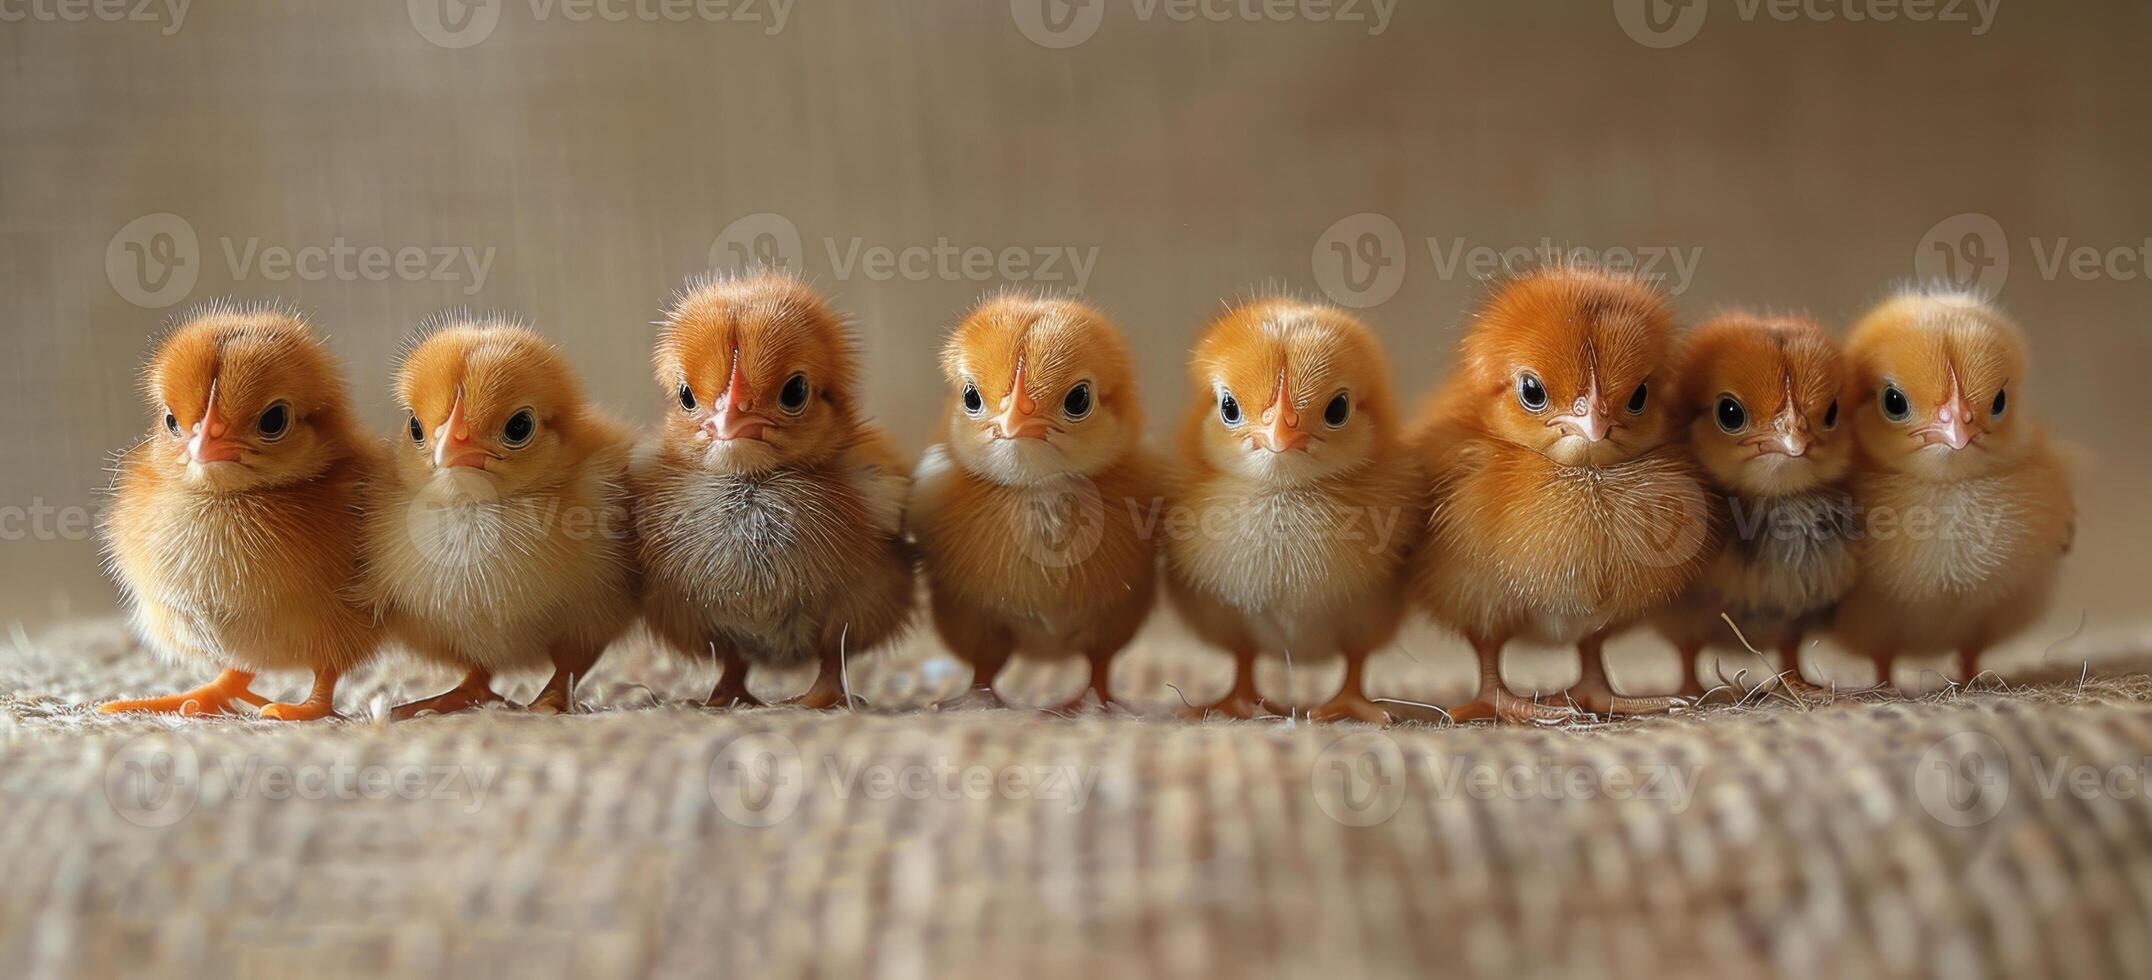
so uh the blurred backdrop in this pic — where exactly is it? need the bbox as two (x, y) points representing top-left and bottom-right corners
(2, 0), (2145, 651)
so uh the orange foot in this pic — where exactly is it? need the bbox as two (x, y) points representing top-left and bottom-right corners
(260, 699), (338, 722)
(100, 670), (268, 717)
(1599, 693), (1690, 716)
(391, 685), (502, 720)
(1182, 694), (1275, 721)
(706, 679), (765, 710)
(1448, 692), (1585, 725)
(1309, 692), (1392, 725)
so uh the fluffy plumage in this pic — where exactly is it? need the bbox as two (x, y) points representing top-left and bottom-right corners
(1164, 297), (1419, 722)
(1409, 267), (1716, 720)
(1833, 289), (2074, 684)
(366, 319), (639, 717)
(100, 304), (383, 719)
(635, 271), (914, 708)
(906, 294), (1158, 707)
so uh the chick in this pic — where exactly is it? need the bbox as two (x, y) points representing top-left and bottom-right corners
(1410, 267), (1717, 721)
(1656, 312), (1857, 695)
(1164, 297), (1419, 723)
(1834, 290), (2073, 687)
(366, 320), (639, 718)
(100, 304), (382, 720)
(907, 295), (1157, 708)
(635, 271), (913, 708)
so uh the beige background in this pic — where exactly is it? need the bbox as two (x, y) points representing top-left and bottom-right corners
(1, 0), (2144, 657)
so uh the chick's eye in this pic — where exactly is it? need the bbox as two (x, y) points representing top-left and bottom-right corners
(1881, 385), (1911, 422)
(1991, 388), (2007, 417)
(1324, 391), (1350, 428)
(1823, 400), (1839, 429)
(779, 373), (810, 414)
(961, 381), (983, 417)
(677, 382), (696, 413)
(502, 409), (536, 448)
(164, 410), (180, 438)
(1627, 383), (1649, 415)
(1715, 395), (1747, 433)
(1517, 374), (1548, 412)
(408, 415), (425, 444)
(257, 402), (291, 441)
(1218, 390), (1243, 427)
(1062, 382), (1093, 420)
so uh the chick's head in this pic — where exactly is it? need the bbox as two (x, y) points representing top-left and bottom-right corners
(1187, 298), (1399, 487)
(1846, 290), (2031, 481)
(1456, 267), (1680, 468)
(940, 294), (1139, 486)
(1678, 312), (1852, 497)
(396, 319), (601, 499)
(142, 304), (361, 492)
(655, 272), (862, 476)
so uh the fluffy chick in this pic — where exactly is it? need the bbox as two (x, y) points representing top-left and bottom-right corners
(101, 304), (382, 720)
(1834, 290), (2073, 686)
(1409, 267), (1717, 721)
(1656, 312), (1857, 696)
(366, 320), (639, 718)
(907, 295), (1157, 708)
(635, 271), (913, 708)
(1164, 298), (1419, 723)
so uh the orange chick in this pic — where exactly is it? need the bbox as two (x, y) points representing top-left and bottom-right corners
(1834, 290), (2073, 687)
(907, 294), (1157, 709)
(1656, 311), (1857, 696)
(635, 271), (914, 708)
(365, 319), (639, 718)
(100, 304), (383, 720)
(1163, 297), (1419, 723)
(1409, 267), (1717, 722)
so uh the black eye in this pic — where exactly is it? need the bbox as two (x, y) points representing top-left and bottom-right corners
(1062, 382), (1093, 420)
(1881, 385), (1911, 422)
(502, 409), (536, 448)
(1218, 390), (1243, 427)
(1324, 391), (1350, 428)
(1990, 388), (2006, 417)
(1517, 374), (1548, 412)
(779, 373), (810, 414)
(1715, 395), (1747, 433)
(1823, 400), (1839, 429)
(1627, 383), (1648, 415)
(164, 411), (181, 437)
(962, 381), (983, 417)
(257, 401), (290, 441)
(408, 415), (425, 444)
(678, 381), (696, 413)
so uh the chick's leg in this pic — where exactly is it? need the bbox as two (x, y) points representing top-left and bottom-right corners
(1310, 650), (1390, 725)
(1085, 648), (1117, 708)
(784, 649), (854, 710)
(1195, 647), (1271, 719)
(100, 669), (269, 716)
(530, 640), (605, 715)
(1675, 644), (1707, 699)
(707, 648), (762, 709)
(1766, 634), (1829, 699)
(1447, 640), (1580, 725)
(262, 667), (342, 721)
(1576, 643), (1685, 717)
(390, 667), (501, 720)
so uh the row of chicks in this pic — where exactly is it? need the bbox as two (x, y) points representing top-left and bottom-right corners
(97, 267), (2073, 724)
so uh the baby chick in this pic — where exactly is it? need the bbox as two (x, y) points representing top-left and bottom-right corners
(366, 320), (639, 718)
(101, 304), (382, 720)
(635, 271), (913, 709)
(907, 295), (1157, 708)
(1656, 311), (1857, 695)
(1834, 290), (2073, 687)
(1164, 297), (1419, 723)
(1410, 267), (1717, 721)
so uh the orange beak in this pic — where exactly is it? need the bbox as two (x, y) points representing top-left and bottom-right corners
(1548, 376), (1612, 443)
(988, 359), (1053, 441)
(1253, 372), (1308, 453)
(184, 382), (245, 464)
(1748, 391), (1813, 458)
(701, 349), (772, 442)
(432, 388), (492, 470)
(1915, 376), (1977, 451)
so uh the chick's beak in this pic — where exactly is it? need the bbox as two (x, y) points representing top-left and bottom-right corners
(184, 385), (244, 464)
(433, 390), (491, 470)
(989, 360), (1052, 441)
(1549, 381), (1612, 444)
(1253, 374), (1308, 453)
(1748, 410), (1812, 458)
(1915, 379), (1977, 451)
(702, 352), (771, 442)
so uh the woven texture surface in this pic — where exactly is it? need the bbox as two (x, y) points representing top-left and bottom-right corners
(6, 617), (2152, 980)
